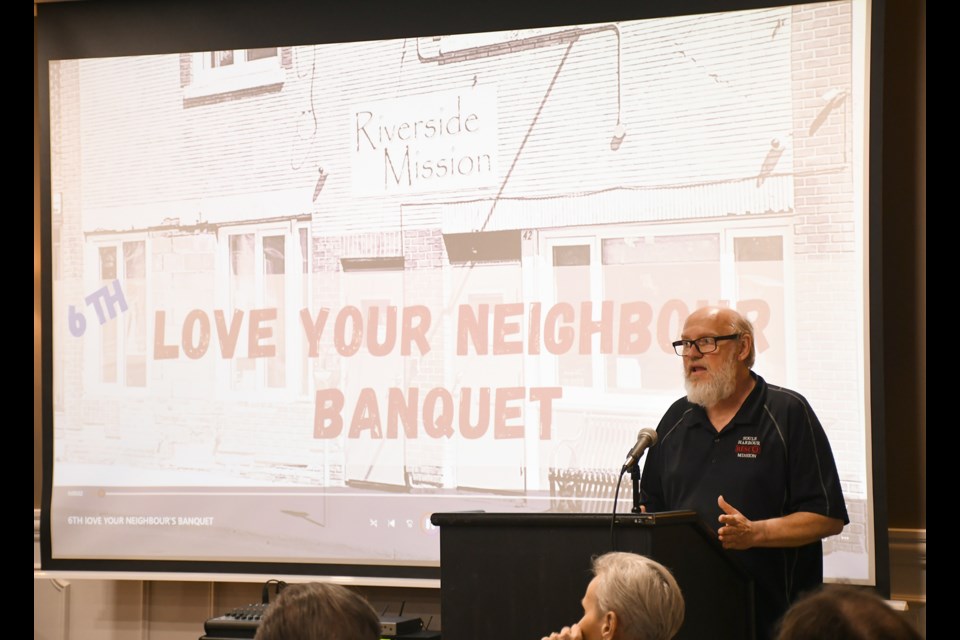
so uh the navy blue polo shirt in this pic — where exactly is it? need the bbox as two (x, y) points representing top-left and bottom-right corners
(640, 372), (849, 639)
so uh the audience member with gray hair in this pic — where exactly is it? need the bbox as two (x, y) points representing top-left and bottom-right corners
(540, 551), (685, 640)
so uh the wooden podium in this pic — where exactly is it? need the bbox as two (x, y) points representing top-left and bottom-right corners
(430, 511), (754, 640)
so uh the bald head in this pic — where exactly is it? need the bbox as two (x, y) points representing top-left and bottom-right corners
(682, 306), (756, 369)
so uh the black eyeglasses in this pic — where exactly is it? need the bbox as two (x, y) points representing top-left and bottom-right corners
(671, 334), (740, 356)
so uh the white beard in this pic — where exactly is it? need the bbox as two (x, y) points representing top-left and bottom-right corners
(684, 353), (738, 408)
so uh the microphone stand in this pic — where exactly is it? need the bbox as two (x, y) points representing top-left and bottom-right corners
(630, 462), (643, 513)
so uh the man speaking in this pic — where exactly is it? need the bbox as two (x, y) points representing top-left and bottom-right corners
(639, 306), (848, 640)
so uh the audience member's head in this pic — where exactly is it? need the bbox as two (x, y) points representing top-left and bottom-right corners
(254, 582), (381, 640)
(776, 585), (921, 640)
(583, 552), (685, 640)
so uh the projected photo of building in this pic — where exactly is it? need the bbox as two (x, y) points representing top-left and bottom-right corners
(48, 2), (870, 578)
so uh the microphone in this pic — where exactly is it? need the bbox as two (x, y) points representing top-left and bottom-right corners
(622, 428), (658, 471)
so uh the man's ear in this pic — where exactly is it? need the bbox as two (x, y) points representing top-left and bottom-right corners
(738, 333), (753, 362)
(601, 610), (618, 639)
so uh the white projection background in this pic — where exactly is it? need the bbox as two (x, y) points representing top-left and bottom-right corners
(40, 0), (881, 586)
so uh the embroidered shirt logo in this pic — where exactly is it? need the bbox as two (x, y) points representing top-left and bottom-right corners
(735, 436), (761, 459)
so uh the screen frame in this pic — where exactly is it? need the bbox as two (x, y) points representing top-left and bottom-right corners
(36, 0), (889, 596)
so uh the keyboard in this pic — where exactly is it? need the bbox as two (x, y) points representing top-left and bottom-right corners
(203, 603), (268, 639)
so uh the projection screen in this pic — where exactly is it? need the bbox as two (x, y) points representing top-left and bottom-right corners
(38, 0), (885, 588)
